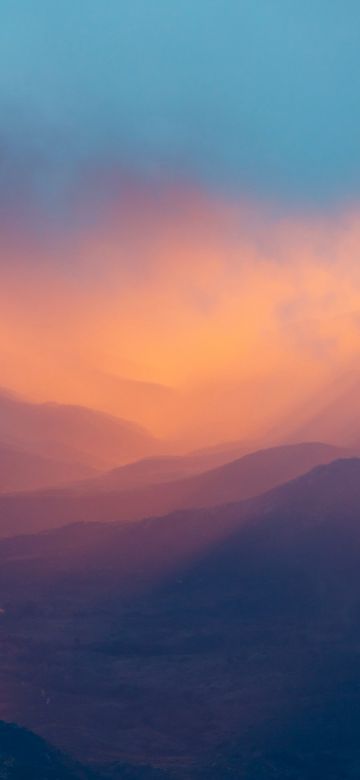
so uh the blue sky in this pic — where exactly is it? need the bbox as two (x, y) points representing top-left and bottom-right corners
(1, 0), (360, 210)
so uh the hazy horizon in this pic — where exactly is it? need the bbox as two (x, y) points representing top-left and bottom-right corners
(1, 4), (360, 779)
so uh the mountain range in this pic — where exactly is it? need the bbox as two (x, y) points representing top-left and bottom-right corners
(0, 389), (159, 480)
(0, 441), (345, 537)
(1, 457), (360, 777)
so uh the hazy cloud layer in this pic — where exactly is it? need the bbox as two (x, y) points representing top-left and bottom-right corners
(1, 1), (360, 212)
(1, 186), (360, 445)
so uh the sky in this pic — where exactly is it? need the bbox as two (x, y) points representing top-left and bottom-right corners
(1, 0), (360, 209)
(1, 2), (360, 446)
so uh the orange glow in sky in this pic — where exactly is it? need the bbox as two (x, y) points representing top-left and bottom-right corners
(1, 186), (360, 447)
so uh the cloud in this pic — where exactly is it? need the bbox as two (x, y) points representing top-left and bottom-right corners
(1, 182), (360, 445)
(1, 1), (360, 211)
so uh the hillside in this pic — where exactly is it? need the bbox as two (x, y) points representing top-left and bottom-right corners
(0, 458), (360, 775)
(86, 440), (251, 491)
(0, 720), (96, 779)
(0, 721), (168, 779)
(0, 443), (96, 493)
(0, 441), (344, 538)
(0, 390), (158, 470)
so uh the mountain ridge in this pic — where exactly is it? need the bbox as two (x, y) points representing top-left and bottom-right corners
(0, 441), (346, 538)
(0, 389), (159, 471)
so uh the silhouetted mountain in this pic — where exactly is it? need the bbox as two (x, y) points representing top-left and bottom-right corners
(82, 441), (252, 492)
(0, 721), (169, 780)
(0, 720), (96, 779)
(150, 441), (345, 511)
(1, 458), (360, 776)
(1, 455), (358, 595)
(0, 442), (344, 537)
(0, 389), (158, 470)
(0, 443), (96, 493)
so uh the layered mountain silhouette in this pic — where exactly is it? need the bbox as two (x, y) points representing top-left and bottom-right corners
(2, 455), (360, 776)
(81, 440), (252, 491)
(0, 441), (345, 538)
(0, 443), (96, 493)
(0, 389), (158, 471)
(1, 455), (358, 594)
(1, 457), (360, 775)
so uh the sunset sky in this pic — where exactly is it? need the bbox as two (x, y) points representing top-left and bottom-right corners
(1, 1), (360, 446)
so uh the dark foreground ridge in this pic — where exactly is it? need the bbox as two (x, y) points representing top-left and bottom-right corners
(2, 458), (360, 778)
(0, 441), (345, 538)
(0, 721), (168, 779)
(0, 720), (94, 779)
